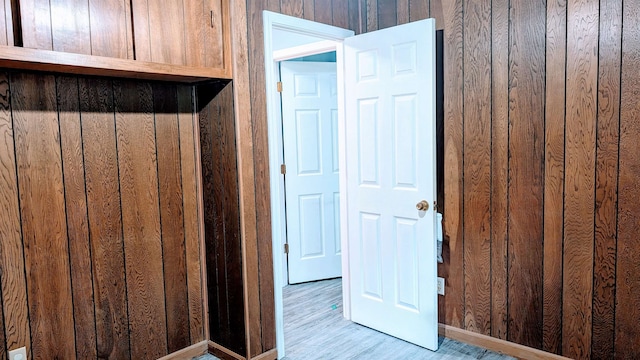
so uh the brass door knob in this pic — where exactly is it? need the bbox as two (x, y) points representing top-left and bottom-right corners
(416, 200), (429, 211)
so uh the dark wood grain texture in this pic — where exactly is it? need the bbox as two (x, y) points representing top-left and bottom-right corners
(332, 0), (349, 28)
(507, 0), (545, 349)
(88, 0), (133, 58)
(12, 72), (76, 359)
(80, 77), (131, 360)
(409, 0), (428, 22)
(377, 0), (396, 29)
(462, 0), (492, 336)
(303, 0), (314, 20)
(348, 0), (361, 33)
(543, 0), (566, 354)
(50, 0), (91, 54)
(397, 0), (408, 24)
(204, 0), (226, 69)
(0, 72), (31, 357)
(184, 0), (206, 67)
(153, 84), (191, 353)
(0, 0), (13, 46)
(114, 80), (168, 360)
(281, 0), (303, 17)
(177, 85), (206, 344)
(314, 0), (332, 24)
(57, 75), (98, 360)
(562, 0), (598, 358)
(146, 0), (187, 65)
(365, 0), (377, 31)
(616, 0), (640, 357)
(490, 0), (508, 341)
(592, 0), (621, 358)
(439, 0), (465, 329)
(0, 290), (4, 358)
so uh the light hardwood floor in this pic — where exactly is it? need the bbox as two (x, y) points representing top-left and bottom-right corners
(282, 279), (514, 360)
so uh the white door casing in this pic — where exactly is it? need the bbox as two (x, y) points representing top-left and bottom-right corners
(280, 61), (342, 284)
(344, 19), (438, 350)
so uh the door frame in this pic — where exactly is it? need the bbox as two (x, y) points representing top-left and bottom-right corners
(262, 11), (354, 358)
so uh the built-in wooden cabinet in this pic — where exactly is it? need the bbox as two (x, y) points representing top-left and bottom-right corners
(0, 0), (231, 82)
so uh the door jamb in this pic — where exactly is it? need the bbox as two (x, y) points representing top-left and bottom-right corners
(262, 11), (354, 359)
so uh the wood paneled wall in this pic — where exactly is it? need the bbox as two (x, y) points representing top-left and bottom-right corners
(0, 71), (205, 360)
(235, 0), (640, 359)
(198, 81), (246, 356)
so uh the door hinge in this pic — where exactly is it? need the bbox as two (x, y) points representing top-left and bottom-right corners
(277, 81), (283, 92)
(284, 243), (289, 254)
(281, 164), (286, 175)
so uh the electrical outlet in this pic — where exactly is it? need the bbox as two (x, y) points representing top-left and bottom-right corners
(437, 277), (445, 296)
(9, 347), (27, 360)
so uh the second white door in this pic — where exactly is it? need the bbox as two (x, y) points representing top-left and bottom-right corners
(281, 61), (341, 284)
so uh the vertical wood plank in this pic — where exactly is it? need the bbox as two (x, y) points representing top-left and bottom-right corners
(0, 0), (14, 45)
(615, 0), (640, 357)
(303, 0), (315, 20)
(543, 0), (566, 354)
(281, 0), (303, 17)
(57, 75), (98, 360)
(0, 72), (31, 357)
(0, 291), (4, 359)
(230, 0), (260, 355)
(462, 0), (492, 336)
(562, 0), (598, 358)
(409, 0), (429, 22)
(114, 80), (168, 360)
(314, 0), (332, 24)
(178, 85), (205, 343)
(184, 0), (206, 67)
(79, 77), (130, 360)
(18, 0), (52, 50)
(348, 0), (361, 33)
(153, 84), (190, 353)
(365, 0), (377, 31)
(397, 0), (408, 24)
(50, 0), (91, 54)
(12, 72), (76, 359)
(490, 0), (509, 341)
(219, 83), (246, 355)
(592, 0), (621, 357)
(89, 0), (133, 58)
(430, 0), (444, 30)
(439, 0), (464, 329)
(147, 1), (187, 65)
(377, 0), (396, 29)
(332, 0), (348, 29)
(507, 0), (545, 349)
(130, 0), (151, 61)
(205, 0), (225, 69)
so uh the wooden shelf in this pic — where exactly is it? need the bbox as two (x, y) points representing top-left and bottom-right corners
(0, 46), (232, 83)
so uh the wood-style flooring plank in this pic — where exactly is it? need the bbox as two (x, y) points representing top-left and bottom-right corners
(439, 0), (464, 329)
(592, 0), (622, 357)
(177, 85), (205, 343)
(507, 0), (545, 349)
(462, 0), (492, 336)
(57, 75), (97, 360)
(332, 0), (349, 29)
(114, 79), (168, 360)
(348, 0), (361, 33)
(0, 71), (31, 358)
(50, 0), (91, 54)
(542, 0), (566, 354)
(562, 0), (598, 358)
(88, 0), (133, 58)
(430, 0), (445, 30)
(12, 72), (76, 359)
(397, 0), (409, 24)
(79, 77), (130, 360)
(365, 0), (377, 31)
(615, 0), (640, 357)
(490, 0), (509, 341)
(153, 84), (190, 353)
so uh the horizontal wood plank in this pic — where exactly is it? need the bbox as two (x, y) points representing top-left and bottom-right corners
(0, 46), (231, 82)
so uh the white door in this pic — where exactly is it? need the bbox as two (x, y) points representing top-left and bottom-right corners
(281, 61), (342, 284)
(344, 19), (438, 350)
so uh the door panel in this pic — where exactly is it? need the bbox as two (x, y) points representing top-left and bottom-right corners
(344, 18), (438, 350)
(281, 61), (341, 284)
